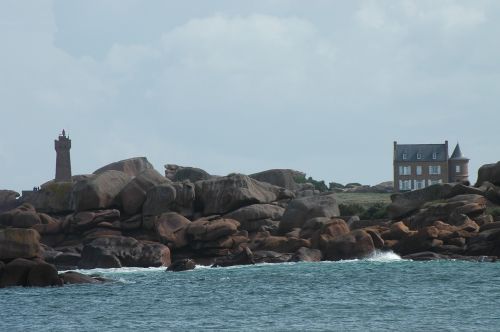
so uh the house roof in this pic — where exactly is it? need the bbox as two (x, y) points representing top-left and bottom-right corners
(450, 143), (469, 161)
(394, 143), (448, 162)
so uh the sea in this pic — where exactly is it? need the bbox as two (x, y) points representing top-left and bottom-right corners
(1, 252), (500, 331)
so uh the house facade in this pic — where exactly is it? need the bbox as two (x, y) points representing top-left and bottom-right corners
(393, 141), (469, 192)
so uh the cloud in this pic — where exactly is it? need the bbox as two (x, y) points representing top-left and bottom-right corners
(356, 0), (486, 31)
(1, 1), (500, 192)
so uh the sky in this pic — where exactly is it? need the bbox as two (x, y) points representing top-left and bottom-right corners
(1, 0), (499, 192)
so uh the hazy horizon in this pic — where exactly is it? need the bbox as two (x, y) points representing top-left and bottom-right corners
(2, 0), (500, 192)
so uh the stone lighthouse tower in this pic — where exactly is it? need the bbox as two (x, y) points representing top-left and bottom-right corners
(448, 143), (469, 184)
(54, 129), (72, 182)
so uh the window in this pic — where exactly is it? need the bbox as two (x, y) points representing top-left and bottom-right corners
(417, 153), (422, 160)
(456, 165), (461, 173)
(429, 165), (441, 175)
(428, 179), (442, 186)
(399, 165), (411, 175)
(415, 180), (425, 189)
(416, 166), (422, 175)
(432, 152), (437, 160)
(399, 180), (412, 191)
(402, 153), (408, 160)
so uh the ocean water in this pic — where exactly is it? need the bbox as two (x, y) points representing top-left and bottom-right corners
(1, 252), (500, 331)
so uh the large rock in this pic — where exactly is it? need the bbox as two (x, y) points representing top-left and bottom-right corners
(143, 181), (195, 217)
(224, 204), (284, 232)
(382, 221), (411, 240)
(321, 230), (375, 261)
(167, 258), (196, 272)
(406, 194), (487, 229)
(252, 235), (310, 253)
(212, 247), (255, 267)
(291, 247), (323, 262)
(250, 169), (305, 190)
(0, 190), (19, 211)
(195, 174), (293, 215)
(279, 193), (340, 233)
(118, 169), (169, 215)
(59, 271), (103, 284)
(392, 226), (444, 255)
(0, 228), (41, 260)
(186, 218), (240, 242)
(253, 250), (292, 263)
(476, 161), (500, 186)
(0, 258), (62, 288)
(25, 181), (75, 213)
(153, 212), (191, 248)
(388, 184), (456, 220)
(299, 217), (343, 239)
(71, 170), (131, 211)
(0, 258), (37, 287)
(93, 157), (154, 177)
(0, 203), (41, 228)
(165, 164), (212, 182)
(78, 236), (171, 269)
(69, 209), (120, 232)
(26, 262), (62, 287)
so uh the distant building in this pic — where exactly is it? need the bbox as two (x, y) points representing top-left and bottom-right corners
(393, 141), (469, 192)
(55, 129), (72, 182)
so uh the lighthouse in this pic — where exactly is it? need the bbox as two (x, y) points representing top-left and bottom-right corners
(54, 129), (72, 182)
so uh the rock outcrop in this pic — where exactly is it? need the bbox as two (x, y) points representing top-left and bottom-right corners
(165, 164), (212, 182)
(195, 174), (293, 215)
(224, 204), (284, 232)
(71, 171), (131, 211)
(6, 157), (500, 288)
(279, 193), (340, 233)
(387, 184), (456, 220)
(93, 157), (154, 177)
(143, 181), (196, 218)
(167, 258), (196, 272)
(0, 228), (41, 260)
(320, 230), (375, 261)
(78, 236), (171, 269)
(250, 169), (305, 191)
(0, 203), (41, 228)
(0, 189), (20, 211)
(25, 180), (78, 213)
(153, 212), (191, 248)
(118, 169), (169, 215)
(476, 161), (500, 186)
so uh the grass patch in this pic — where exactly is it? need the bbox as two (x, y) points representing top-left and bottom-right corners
(335, 192), (392, 208)
(335, 193), (392, 219)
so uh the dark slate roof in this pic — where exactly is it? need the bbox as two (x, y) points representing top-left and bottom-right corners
(450, 143), (469, 160)
(395, 143), (447, 162)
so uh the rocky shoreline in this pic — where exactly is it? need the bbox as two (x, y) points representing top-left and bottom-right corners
(1, 158), (500, 287)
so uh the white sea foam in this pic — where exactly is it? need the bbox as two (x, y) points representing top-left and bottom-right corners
(365, 250), (403, 262)
(61, 252), (404, 276)
(60, 266), (166, 275)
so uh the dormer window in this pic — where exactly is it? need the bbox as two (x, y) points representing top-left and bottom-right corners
(417, 153), (422, 160)
(432, 152), (437, 160)
(402, 153), (407, 160)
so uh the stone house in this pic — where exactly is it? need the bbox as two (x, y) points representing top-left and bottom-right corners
(393, 141), (469, 192)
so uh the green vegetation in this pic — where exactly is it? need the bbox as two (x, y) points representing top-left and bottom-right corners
(345, 182), (362, 188)
(328, 182), (345, 190)
(44, 181), (73, 201)
(294, 175), (328, 192)
(335, 192), (392, 207)
(336, 192), (392, 220)
(486, 206), (500, 218)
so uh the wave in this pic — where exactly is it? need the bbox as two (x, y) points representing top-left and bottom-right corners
(365, 250), (403, 262)
(61, 251), (404, 276)
(60, 266), (166, 275)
